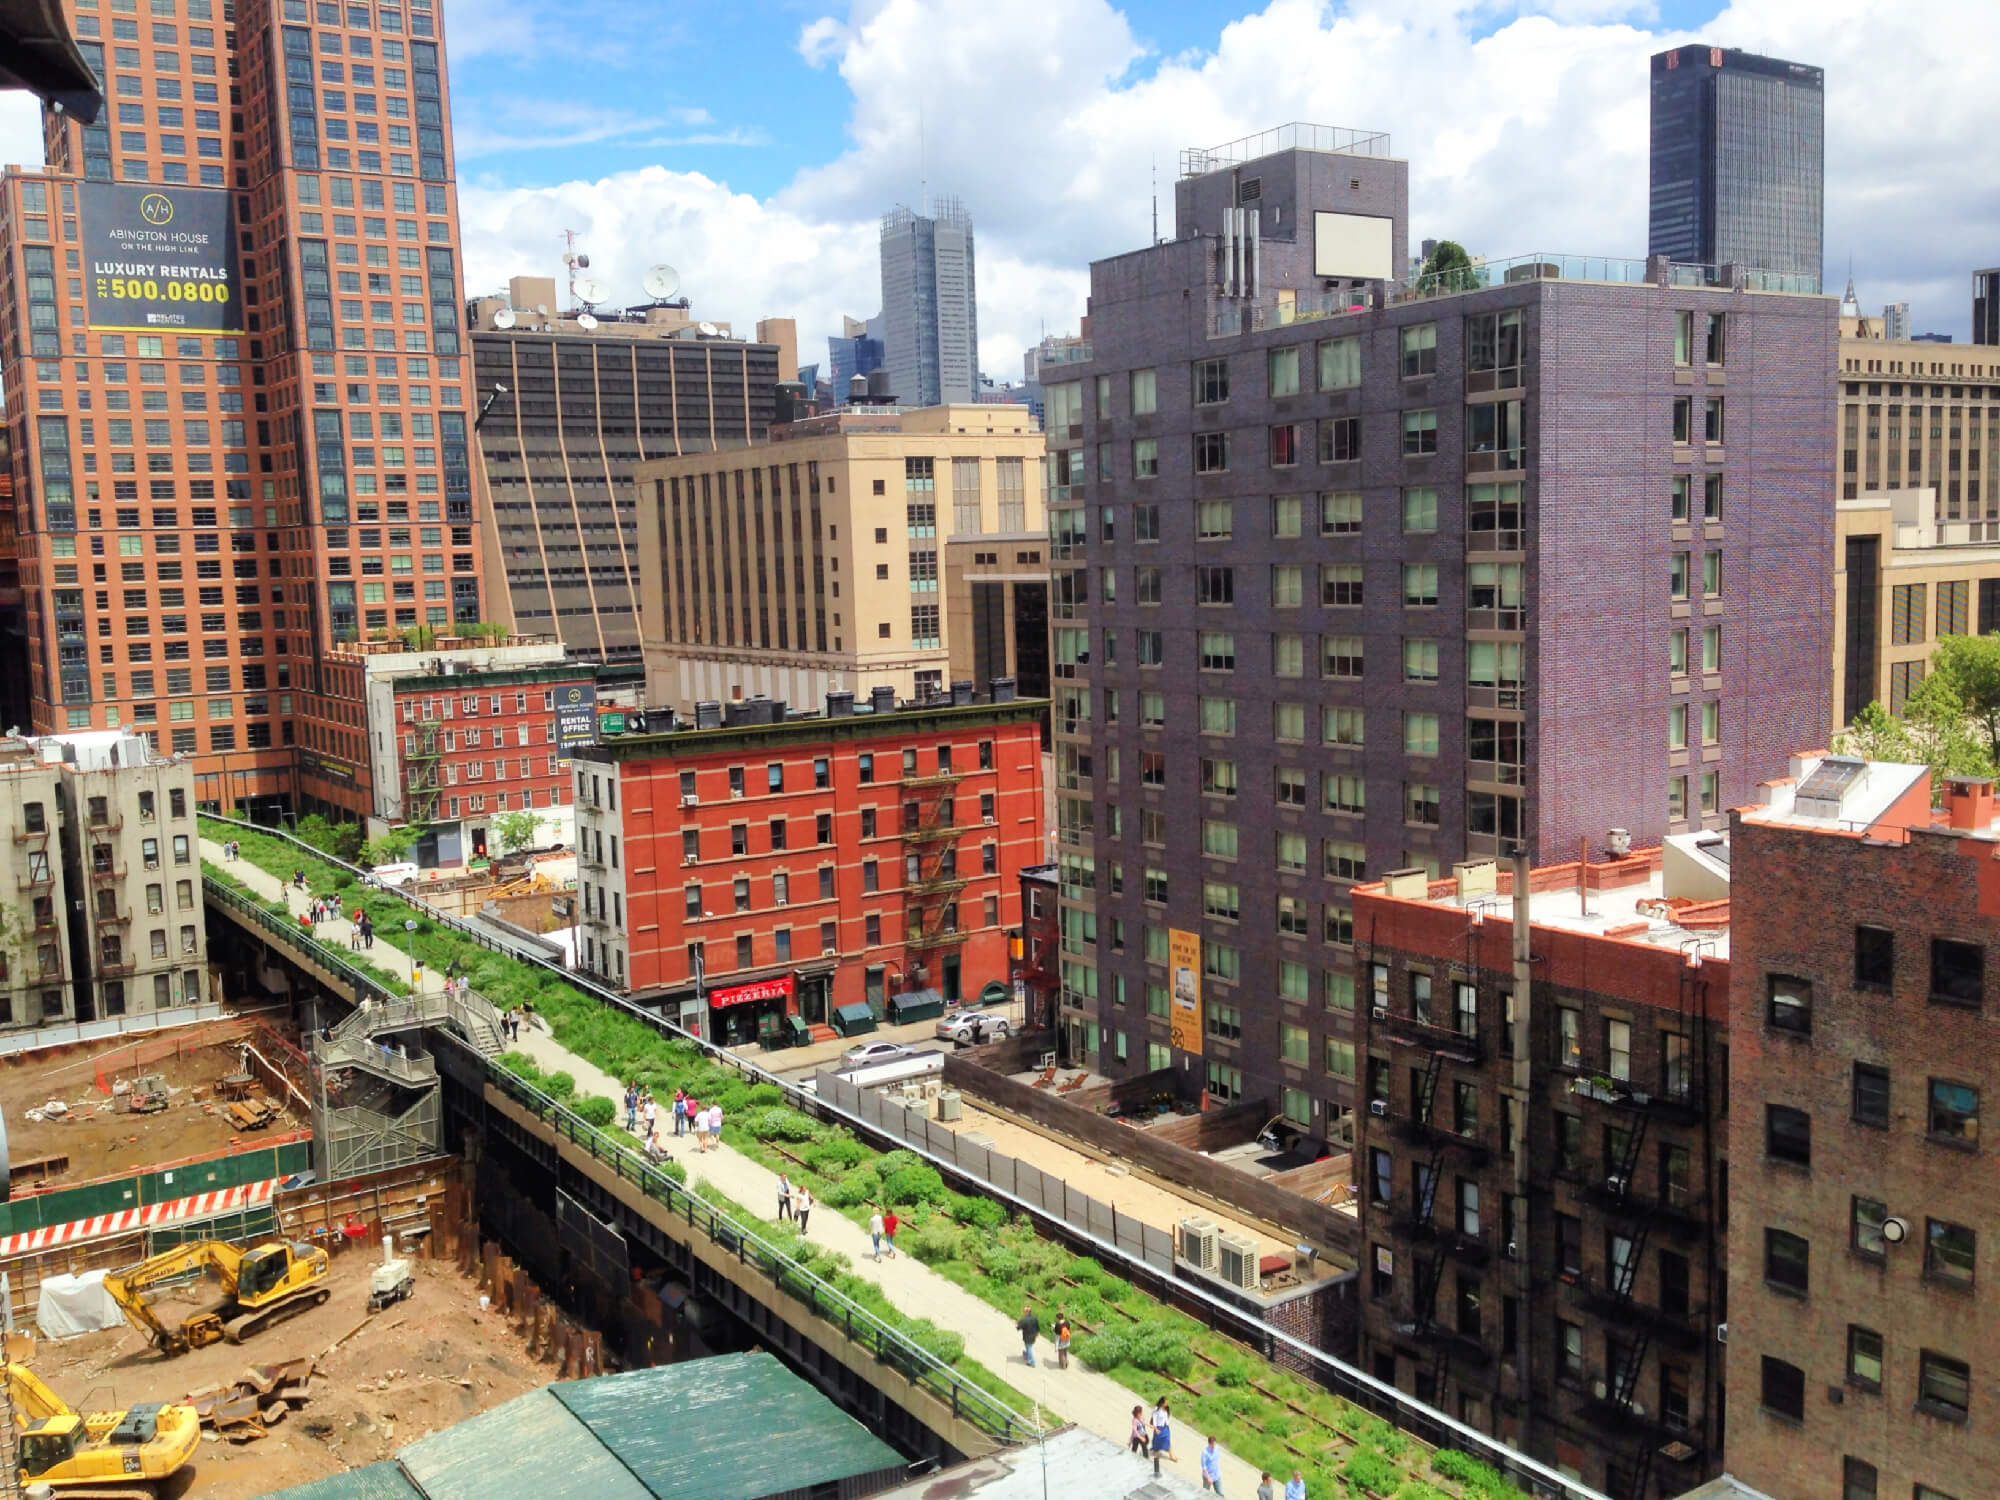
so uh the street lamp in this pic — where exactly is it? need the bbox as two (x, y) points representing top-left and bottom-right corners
(403, 918), (420, 992)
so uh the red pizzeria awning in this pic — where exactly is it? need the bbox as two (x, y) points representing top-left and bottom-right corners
(708, 974), (795, 1009)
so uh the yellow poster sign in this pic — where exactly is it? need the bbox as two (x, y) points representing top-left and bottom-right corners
(1168, 928), (1203, 1055)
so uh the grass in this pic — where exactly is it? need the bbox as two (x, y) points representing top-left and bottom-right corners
(203, 817), (1529, 1499)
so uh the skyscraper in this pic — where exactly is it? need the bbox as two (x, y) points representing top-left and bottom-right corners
(826, 314), (884, 404)
(880, 199), (978, 407)
(1649, 46), (1825, 287)
(1882, 301), (1911, 342)
(0, 0), (481, 822)
(1972, 268), (2000, 345)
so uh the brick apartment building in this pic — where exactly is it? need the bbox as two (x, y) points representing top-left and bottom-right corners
(1726, 754), (1998, 1500)
(1049, 121), (1834, 1144)
(568, 684), (1045, 1045)
(0, 0), (485, 822)
(1352, 844), (1730, 1499)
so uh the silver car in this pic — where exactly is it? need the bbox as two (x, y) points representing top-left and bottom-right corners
(840, 1040), (914, 1067)
(937, 1009), (1012, 1044)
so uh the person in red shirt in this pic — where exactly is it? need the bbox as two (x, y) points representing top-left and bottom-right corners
(881, 1209), (899, 1258)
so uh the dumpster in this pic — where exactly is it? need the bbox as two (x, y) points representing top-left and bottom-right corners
(832, 1002), (878, 1037)
(888, 988), (944, 1025)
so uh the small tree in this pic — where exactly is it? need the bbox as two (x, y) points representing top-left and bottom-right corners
(295, 813), (364, 863)
(1920, 632), (2000, 764)
(1418, 239), (1478, 294)
(362, 823), (420, 867)
(492, 809), (541, 854)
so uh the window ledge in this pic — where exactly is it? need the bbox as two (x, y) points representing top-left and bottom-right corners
(1927, 993), (1982, 1011)
(1921, 1271), (1976, 1295)
(1844, 1376), (1881, 1396)
(1914, 1398), (1968, 1426)
(1757, 1404), (1804, 1428)
(1763, 1155), (1812, 1174)
(1764, 1279), (1809, 1302)
(1924, 1134), (1978, 1154)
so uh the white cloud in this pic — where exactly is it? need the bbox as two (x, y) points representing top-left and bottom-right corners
(0, 95), (45, 174)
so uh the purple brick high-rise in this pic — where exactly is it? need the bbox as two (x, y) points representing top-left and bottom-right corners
(1046, 125), (1834, 1147)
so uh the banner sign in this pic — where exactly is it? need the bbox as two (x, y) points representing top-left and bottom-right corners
(1168, 928), (1203, 1055)
(555, 683), (598, 752)
(707, 975), (795, 1010)
(82, 182), (243, 333)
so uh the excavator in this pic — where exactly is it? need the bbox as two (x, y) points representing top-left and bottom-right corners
(3, 1357), (199, 1499)
(104, 1237), (331, 1357)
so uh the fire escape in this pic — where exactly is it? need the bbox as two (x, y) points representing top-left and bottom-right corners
(403, 720), (442, 824)
(900, 764), (968, 978)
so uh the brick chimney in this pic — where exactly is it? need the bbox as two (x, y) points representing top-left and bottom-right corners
(1944, 776), (1995, 831)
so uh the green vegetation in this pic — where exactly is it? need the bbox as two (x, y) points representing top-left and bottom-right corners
(1416, 239), (1479, 295)
(293, 813), (365, 863)
(1839, 632), (2000, 778)
(491, 809), (542, 854)
(203, 816), (1527, 1498)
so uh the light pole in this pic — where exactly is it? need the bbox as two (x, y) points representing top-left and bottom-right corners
(403, 917), (420, 993)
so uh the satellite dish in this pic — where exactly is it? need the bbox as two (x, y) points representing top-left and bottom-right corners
(574, 276), (608, 306)
(576, 253), (590, 269)
(698, 321), (719, 337)
(577, 313), (599, 332)
(642, 263), (680, 301)
(534, 304), (549, 316)
(491, 307), (516, 330)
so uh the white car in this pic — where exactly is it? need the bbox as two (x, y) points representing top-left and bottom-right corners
(840, 1040), (914, 1067)
(937, 1010), (1013, 1044)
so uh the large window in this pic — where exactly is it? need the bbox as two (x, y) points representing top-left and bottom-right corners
(1401, 409), (1438, 456)
(1760, 1355), (1805, 1421)
(1852, 1195), (1888, 1259)
(1930, 937), (1983, 1007)
(1766, 1104), (1811, 1166)
(1918, 1351), (1970, 1421)
(1852, 1063), (1890, 1127)
(1318, 336), (1360, 391)
(1399, 324), (1436, 378)
(1268, 346), (1301, 397)
(1765, 1227), (1809, 1294)
(1854, 924), (1894, 987)
(1928, 1079), (1979, 1145)
(1847, 1325), (1884, 1390)
(1194, 358), (1230, 405)
(1767, 973), (1812, 1034)
(1925, 1218), (1976, 1285)
(1194, 431), (1229, 474)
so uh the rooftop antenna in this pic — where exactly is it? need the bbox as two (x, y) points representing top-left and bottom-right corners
(1152, 153), (1158, 245)
(560, 228), (593, 315)
(918, 96), (927, 217)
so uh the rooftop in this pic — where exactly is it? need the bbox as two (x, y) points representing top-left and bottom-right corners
(766, 402), (1041, 442)
(1179, 121), (1394, 176)
(574, 683), (1045, 761)
(1738, 750), (1931, 836)
(872, 1426), (1208, 1500)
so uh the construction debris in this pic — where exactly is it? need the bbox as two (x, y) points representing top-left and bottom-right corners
(187, 1356), (319, 1443)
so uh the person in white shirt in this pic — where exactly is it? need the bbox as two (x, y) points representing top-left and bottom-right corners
(869, 1207), (886, 1261)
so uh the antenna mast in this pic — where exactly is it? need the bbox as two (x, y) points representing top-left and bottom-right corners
(1151, 154), (1158, 245)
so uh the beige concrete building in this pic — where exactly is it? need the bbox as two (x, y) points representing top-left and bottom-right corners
(635, 405), (1048, 713)
(1838, 317), (2000, 522)
(50, 731), (209, 1026)
(0, 742), (70, 1029)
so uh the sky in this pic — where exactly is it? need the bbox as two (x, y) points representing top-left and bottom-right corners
(3, 0), (1995, 383)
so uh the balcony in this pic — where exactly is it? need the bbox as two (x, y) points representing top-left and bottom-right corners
(905, 872), (969, 897)
(12, 826), (48, 845)
(89, 863), (127, 885)
(96, 959), (136, 978)
(92, 906), (132, 926)
(85, 813), (124, 834)
(1568, 1275), (1708, 1351)
(1569, 1073), (1706, 1126)
(906, 926), (970, 950)
(1393, 1318), (1493, 1370)
(1574, 1377), (1672, 1440)
(1388, 1113), (1493, 1166)
(903, 769), (967, 789)
(16, 870), (53, 891)
(1383, 1013), (1483, 1063)
(901, 819), (961, 844)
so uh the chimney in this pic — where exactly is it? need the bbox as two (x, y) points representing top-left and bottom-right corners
(989, 676), (1017, 703)
(1945, 776), (1994, 831)
(694, 700), (723, 730)
(870, 685), (896, 715)
(950, 679), (974, 707)
(826, 691), (854, 718)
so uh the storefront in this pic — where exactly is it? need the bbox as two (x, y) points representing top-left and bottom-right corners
(706, 974), (798, 1048)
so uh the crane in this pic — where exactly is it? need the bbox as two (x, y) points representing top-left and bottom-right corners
(2, 1359), (199, 1499)
(103, 1237), (330, 1357)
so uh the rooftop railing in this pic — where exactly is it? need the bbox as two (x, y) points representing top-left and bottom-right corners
(1180, 122), (1393, 175)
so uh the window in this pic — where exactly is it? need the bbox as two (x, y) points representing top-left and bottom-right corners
(1930, 938), (1982, 1006)
(1130, 367), (1157, 414)
(1403, 638), (1439, 682)
(1194, 431), (1228, 473)
(1400, 323), (1437, 378)
(1670, 551), (1690, 600)
(1928, 1079), (1979, 1145)
(1892, 583), (1928, 646)
(1925, 1218), (1975, 1285)
(1766, 1104), (1811, 1165)
(1606, 1019), (1631, 1081)
(1917, 1350), (1970, 1421)
(1268, 346), (1301, 397)
(1852, 1063), (1889, 1127)
(1854, 924), (1893, 987)
(1194, 358), (1230, 405)
(1765, 1227), (1809, 1294)
(1673, 395), (1693, 443)
(1405, 782), (1440, 827)
(1704, 396), (1725, 443)
(1196, 500), (1233, 540)
(1852, 1195), (1888, 1258)
(1401, 409), (1437, 455)
(1318, 336), (1360, 390)
(1557, 1320), (1583, 1381)
(1846, 1325), (1884, 1390)
(1271, 495), (1303, 538)
(1557, 1005), (1581, 1067)
(1403, 712), (1439, 757)
(1760, 1355), (1805, 1421)
(1319, 417), (1360, 463)
(1401, 486), (1437, 533)
(1320, 490), (1361, 534)
(1841, 1458), (1877, 1500)
(1401, 564), (1438, 607)
(1767, 973), (1812, 1034)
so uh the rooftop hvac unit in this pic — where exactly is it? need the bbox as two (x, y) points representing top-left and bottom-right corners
(1218, 1233), (1261, 1291)
(1179, 1217), (1220, 1272)
(936, 1089), (963, 1122)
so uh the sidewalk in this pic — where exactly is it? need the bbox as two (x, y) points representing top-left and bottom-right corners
(203, 841), (1274, 1492)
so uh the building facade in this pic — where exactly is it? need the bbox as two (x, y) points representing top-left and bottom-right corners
(827, 315), (884, 406)
(469, 277), (781, 680)
(0, 742), (71, 1028)
(635, 404), (1047, 714)
(1, 0), (485, 824)
(1836, 324), (2000, 518)
(1723, 755), (1991, 1500)
(568, 688), (1045, 1041)
(1352, 849), (1730, 1500)
(1050, 126), (1834, 1110)
(1648, 46), (1825, 287)
(1973, 269), (2000, 347)
(880, 201), (978, 408)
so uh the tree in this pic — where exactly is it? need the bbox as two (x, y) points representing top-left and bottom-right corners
(1836, 690), (1995, 782)
(1920, 632), (2000, 764)
(491, 809), (541, 855)
(295, 813), (364, 864)
(1418, 240), (1478, 294)
(362, 823), (420, 868)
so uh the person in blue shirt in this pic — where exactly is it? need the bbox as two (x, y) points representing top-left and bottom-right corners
(1284, 1469), (1308, 1500)
(1199, 1435), (1223, 1493)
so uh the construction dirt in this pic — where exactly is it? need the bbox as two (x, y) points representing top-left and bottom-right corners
(0, 1024), (308, 1183)
(28, 1246), (550, 1498)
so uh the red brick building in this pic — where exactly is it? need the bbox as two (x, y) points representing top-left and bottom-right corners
(570, 685), (1045, 1046)
(1352, 842), (1733, 1499)
(1725, 753), (1996, 1500)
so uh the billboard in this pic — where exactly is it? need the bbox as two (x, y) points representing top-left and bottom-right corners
(554, 682), (599, 753)
(1167, 927), (1203, 1056)
(82, 182), (243, 333)
(1313, 211), (1393, 281)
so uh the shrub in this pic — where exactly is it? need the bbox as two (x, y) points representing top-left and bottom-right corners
(902, 1317), (966, 1366)
(543, 1070), (576, 1100)
(717, 1080), (753, 1111)
(873, 1149), (924, 1180)
(822, 1167), (879, 1208)
(746, 1082), (786, 1107)
(881, 1162), (950, 1208)
(657, 1158), (688, 1185)
(748, 1107), (821, 1142)
(949, 1193), (1007, 1231)
(805, 1136), (868, 1173)
(1065, 1255), (1105, 1286)
(1216, 1355), (1254, 1388)
(1071, 1321), (1194, 1380)
(1343, 1446), (1398, 1496)
(497, 1052), (541, 1082)
(1395, 1483), (1450, 1500)
(901, 1222), (964, 1264)
(982, 1248), (1022, 1284)
(1062, 1286), (1106, 1325)
(575, 1096), (616, 1128)
(1431, 1451), (1507, 1494)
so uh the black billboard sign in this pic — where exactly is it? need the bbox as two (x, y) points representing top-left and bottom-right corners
(555, 683), (598, 754)
(82, 182), (243, 333)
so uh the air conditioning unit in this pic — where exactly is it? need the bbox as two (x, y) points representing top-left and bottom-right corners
(1217, 1233), (1261, 1291)
(680, 795), (699, 808)
(1178, 1217), (1220, 1272)
(1592, 1380), (1608, 1400)
(1370, 1006), (1389, 1022)
(1605, 1175), (1626, 1195)
(1369, 1099), (1389, 1116)
(1716, 1322), (1729, 1345)
(683, 855), (698, 866)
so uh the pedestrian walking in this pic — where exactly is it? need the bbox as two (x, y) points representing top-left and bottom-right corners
(1151, 1398), (1176, 1463)
(1200, 1436), (1223, 1494)
(298, 911), (313, 936)
(1284, 1470), (1307, 1500)
(623, 1083), (637, 1132)
(1256, 1474), (1275, 1500)
(1016, 1304), (1040, 1367)
(869, 1207), (886, 1261)
(777, 1172), (794, 1221)
(881, 1209), (899, 1257)
(707, 1103), (723, 1149)
(1129, 1406), (1149, 1456)
(793, 1185), (813, 1234)
(1054, 1310), (1073, 1369)
(672, 1088), (688, 1136)
(293, 869), (305, 890)
(642, 1093), (658, 1141)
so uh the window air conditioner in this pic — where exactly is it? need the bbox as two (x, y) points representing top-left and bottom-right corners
(1605, 1175), (1626, 1195)
(681, 795), (699, 807)
(1370, 1006), (1388, 1021)
(1369, 1099), (1389, 1116)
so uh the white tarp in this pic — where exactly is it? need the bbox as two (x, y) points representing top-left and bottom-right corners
(35, 1270), (125, 1339)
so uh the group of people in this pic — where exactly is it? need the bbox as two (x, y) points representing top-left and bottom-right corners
(499, 1007), (527, 1042)
(775, 1173), (816, 1233)
(221, 839), (242, 860)
(1124, 1398), (1302, 1496)
(622, 1083), (724, 1157)
(1014, 1304), (1072, 1369)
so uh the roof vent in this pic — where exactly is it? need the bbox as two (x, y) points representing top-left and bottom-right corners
(826, 691), (854, 718)
(989, 676), (1017, 703)
(1794, 755), (1867, 819)
(870, 685), (896, 715)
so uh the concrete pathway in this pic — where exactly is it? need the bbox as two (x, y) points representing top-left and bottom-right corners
(203, 842), (1278, 1495)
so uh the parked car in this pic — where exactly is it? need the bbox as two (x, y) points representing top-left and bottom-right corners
(840, 1040), (914, 1067)
(937, 1010), (1013, 1045)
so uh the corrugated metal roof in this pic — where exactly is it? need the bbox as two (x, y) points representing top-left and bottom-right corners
(256, 1460), (425, 1500)
(550, 1353), (904, 1500)
(398, 1388), (653, 1500)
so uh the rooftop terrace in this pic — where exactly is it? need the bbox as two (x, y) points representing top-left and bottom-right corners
(1180, 121), (1393, 175)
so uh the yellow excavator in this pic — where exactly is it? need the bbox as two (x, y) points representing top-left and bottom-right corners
(104, 1237), (331, 1357)
(4, 1357), (199, 1499)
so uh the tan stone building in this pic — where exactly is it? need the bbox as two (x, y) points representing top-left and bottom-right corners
(0, 742), (70, 1030)
(635, 405), (1048, 713)
(1838, 317), (2000, 521)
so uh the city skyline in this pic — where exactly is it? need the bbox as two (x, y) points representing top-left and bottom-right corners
(2, 0), (1992, 382)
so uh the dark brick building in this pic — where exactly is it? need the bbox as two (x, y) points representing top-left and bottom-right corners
(1726, 754), (1997, 1500)
(1047, 122), (1836, 1152)
(1352, 845), (1730, 1498)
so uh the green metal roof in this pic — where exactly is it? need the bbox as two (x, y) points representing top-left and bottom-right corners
(255, 1461), (424, 1500)
(398, 1388), (653, 1500)
(549, 1353), (904, 1500)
